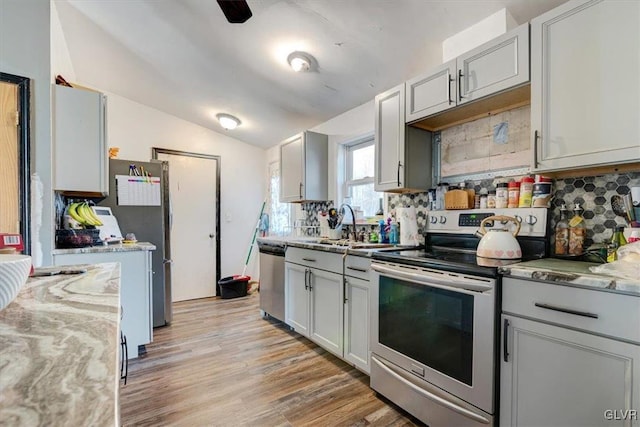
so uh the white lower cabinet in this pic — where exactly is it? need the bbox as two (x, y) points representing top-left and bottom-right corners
(501, 277), (640, 427)
(500, 315), (640, 427)
(309, 268), (344, 358)
(53, 250), (153, 359)
(285, 248), (371, 373)
(343, 275), (370, 373)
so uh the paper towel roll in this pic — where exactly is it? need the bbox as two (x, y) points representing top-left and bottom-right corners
(397, 206), (419, 246)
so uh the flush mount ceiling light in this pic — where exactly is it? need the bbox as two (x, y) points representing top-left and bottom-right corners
(216, 113), (241, 130)
(287, 51), (316, 72)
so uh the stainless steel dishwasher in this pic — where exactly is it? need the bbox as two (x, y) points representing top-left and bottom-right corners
(257, 241), (285, 322)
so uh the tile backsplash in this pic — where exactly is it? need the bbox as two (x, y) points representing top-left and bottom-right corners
(387, 171), (640, 248)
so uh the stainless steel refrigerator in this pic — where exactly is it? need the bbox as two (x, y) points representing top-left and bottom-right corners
(99, 158), (172, 327)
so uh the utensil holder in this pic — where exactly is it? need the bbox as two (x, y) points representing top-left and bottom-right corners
(328, 227), (342, 240)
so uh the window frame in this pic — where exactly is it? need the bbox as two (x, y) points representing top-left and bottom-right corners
(343, 135), (375, 210)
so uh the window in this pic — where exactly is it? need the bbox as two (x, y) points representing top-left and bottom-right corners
(344, 137), (379, 217)
(268, 161), (291, 236)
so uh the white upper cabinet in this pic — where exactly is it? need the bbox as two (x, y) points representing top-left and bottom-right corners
(406, 23), (529, 123)
(374, 84), (432, 193)
(279, 131), (328, 202)
(406, 60), (457, 122)
(531, 0), (640, 172)
(53, 84), (108, 193)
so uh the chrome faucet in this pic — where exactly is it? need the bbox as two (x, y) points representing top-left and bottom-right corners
(339, 203), (356, 241)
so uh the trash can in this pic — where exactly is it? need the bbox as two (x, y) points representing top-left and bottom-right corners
(218, 275), (250, 299)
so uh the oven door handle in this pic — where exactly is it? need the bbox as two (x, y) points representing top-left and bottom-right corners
(371, 264), (492, 294)
(371, 356), (491, 424)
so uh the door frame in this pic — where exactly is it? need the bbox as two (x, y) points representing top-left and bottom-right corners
(0, 72), (31, 255)
(152, 147), (221, 293)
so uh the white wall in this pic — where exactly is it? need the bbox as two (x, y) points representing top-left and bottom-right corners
(106, 94), (266, 279)
(50, 3), (266, 279)
(0, 0), (52, 266)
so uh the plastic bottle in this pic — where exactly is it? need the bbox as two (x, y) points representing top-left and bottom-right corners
(628, 229), (640, 243)
(554, 204), (570, 255)
(496, 183), (508, 208)
(378, 220), (387, 244)
(518, 176), (535, 207)
(607, 226), (628, 262)
(389, 223), (399, 245)
(508, 181), (520, 208)
(568, 204), (586, 255)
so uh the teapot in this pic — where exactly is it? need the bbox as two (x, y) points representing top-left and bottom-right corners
(475, 215), (522, 260)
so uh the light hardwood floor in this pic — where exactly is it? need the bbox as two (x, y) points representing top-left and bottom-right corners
(120, 293), (422, 426)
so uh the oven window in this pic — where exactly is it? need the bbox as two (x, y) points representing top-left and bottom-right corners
(379, 276), (474, 386)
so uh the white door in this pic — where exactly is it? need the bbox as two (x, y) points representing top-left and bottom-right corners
(344, 276), (370, 374)
(279, 134), (303, 202)
(405, 59), (456, 122)
(157, 152), (218, 301)
(374, 83), (405, 192)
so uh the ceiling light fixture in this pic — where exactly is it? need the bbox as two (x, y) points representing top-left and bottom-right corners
(216, 113), (241, 130)
(287, 51), (315, 72)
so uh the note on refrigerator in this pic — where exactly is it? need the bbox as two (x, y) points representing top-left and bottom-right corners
(116, 175), (161, 206)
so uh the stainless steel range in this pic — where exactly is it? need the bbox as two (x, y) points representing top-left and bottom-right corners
(369, 208), (548, 426)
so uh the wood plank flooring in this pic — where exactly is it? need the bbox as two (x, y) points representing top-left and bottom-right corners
(120, 293), (422, 426)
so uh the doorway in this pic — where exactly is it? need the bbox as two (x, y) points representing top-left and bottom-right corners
(0, 72), (30, 254)
(153, 148), (221, 301)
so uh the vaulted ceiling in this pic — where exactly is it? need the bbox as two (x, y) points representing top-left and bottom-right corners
(54, 0), (567, 149)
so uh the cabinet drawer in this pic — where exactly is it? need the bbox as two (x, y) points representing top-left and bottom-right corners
(344, 255), (371, 281)
(503, 277), (640, 344)
(285, 247), (343, 273)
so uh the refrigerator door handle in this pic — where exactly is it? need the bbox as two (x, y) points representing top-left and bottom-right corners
(163, 259), (173, 264)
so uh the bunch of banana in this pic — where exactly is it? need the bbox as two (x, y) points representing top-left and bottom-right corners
(67, 202), (103, 227)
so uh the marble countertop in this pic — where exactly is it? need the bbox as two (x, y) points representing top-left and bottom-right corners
(500, 258), (640, 296)
(257, 236), (416, 258)
(52, 241), (156, 255)
(0, 263), (121, 426)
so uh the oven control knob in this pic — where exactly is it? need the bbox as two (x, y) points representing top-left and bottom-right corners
(439, 216), (446, 224)
(514, 215), (522, 224)
(526, 215), (538, 225)
(430, 216), (438, 224)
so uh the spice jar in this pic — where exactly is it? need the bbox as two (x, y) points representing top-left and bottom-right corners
(487, 191), (497, 208)
(495, 183), (508, 208)
(508, 181), (520, 208)
(518, 176), (534, 207)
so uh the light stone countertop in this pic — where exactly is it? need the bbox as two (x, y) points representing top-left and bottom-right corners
(499, 258), (640, 297)
(52, 241), (156, 255)
(257, 236), (414, 258)
(0, 263), (121, 427)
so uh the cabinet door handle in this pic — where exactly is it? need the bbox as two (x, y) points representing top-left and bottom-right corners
(302, 258), (316, 262)
(397, 161), (402, 187)
(343, 277), (348, 304)
(307, 270), (313, 291)
(346, 266), (368, 273)
(533, 130), (539, 168)
(458, 69), (464, 101)
(534, 303), (599, 319)
(299, 182), (303, 199)
(503, 319), (510, 362)
(447, 74), (453, 105)
(304, 269), (309, 290)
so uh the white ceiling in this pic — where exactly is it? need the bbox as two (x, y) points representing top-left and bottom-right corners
(54, 0), (567, 149)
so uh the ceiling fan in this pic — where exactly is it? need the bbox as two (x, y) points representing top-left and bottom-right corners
(217, 0), (252, 24)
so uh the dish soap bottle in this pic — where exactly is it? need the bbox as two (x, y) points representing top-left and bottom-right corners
(568, 204), (586, 255)
(554, 204), (570, 255)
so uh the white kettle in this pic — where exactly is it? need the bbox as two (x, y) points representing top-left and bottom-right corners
(475, 215), (522, 259)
